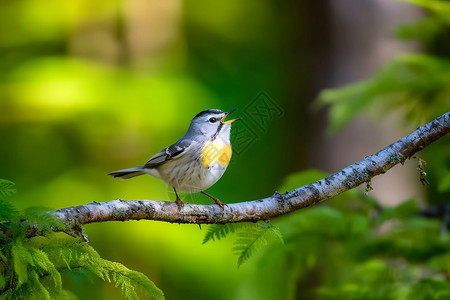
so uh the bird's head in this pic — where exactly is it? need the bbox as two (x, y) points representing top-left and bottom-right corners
(188, 109), (240, 140)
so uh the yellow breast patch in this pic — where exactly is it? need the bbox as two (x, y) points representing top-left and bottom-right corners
(201, 140), (232, 168)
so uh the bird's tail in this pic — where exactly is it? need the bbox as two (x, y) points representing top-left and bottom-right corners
(107, 166), (146, 179)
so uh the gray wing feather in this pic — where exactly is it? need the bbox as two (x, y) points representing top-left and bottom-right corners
(144, 139), (193, 168)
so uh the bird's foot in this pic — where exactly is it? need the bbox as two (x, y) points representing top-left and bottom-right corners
(201, 191), (227, 210)
(175, 197), (185, 211)
(212, 198), (227, 210)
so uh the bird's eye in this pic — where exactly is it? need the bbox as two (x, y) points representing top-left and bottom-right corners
(208, 117), (217, 123)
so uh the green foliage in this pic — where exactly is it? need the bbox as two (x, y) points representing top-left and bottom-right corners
(205, 184), (450, 300)
(399, 0), (450, 15)
(375, 199), (419, 223)
(203, 223), (257, 244)
(233, 223), (283, 267)
(206, 154), (450, 299)
(32, 233), (164, 300)
(204, 222), (283, 267)
(270, 1), (450, 298)
(317, 5), (447, 132)
(236, 171), (450, 300)
(0, 179), (18, 223)
(0, 179), (16, 199)
(438, 173), (450, 192)
(5, 239), (62, 299)
(319, 54), (450, 132)
(319, 0), (450, 133)
(406, 279), (450, 300)
(0, 180), (164, 300)
(288, 2), (450, 288)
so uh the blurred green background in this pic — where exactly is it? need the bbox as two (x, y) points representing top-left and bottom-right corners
(1, 0), (450, 299)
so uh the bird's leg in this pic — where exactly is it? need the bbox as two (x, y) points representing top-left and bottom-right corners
(173, 187), (184, 211)
(201, 191), (226, 210)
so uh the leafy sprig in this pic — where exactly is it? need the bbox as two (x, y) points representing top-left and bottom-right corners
(0, 179), (164, 300)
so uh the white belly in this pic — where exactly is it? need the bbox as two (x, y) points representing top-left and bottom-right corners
(157, 154), (228, 193)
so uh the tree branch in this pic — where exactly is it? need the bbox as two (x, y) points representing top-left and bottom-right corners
(50, 111), (450, 226)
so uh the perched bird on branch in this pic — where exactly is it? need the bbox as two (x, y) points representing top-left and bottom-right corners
(108, 109), (241, 210)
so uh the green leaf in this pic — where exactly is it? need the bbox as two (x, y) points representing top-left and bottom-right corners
(109, 263), (164, 300)
(0, 179), (18, 222)
(29, 247), (62, 291)
(28, 270), (51, 300)
(11, 242), (33, 287)
(399, 0), (450, 14)
(203, 223), (255, 244)
(318, 54), (450, 132)
(35, 235), (164, 300)
(0, 179), (164, 299)
(287, 206), (346, 235)
(438, 173), (450, 192)
(0, 179), (16, 200)
(378, 199), (419, 222)
(232, 224), (283, 267)
(0, 200), (18, 223)
(406, 278), (450, 300)
(0, 272), (6, 291)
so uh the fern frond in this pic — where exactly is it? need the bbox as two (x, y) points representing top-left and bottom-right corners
(266, 224), (284, 245)
(203, 223), (255, 244)
(35, 234), (164, 300)
(0, 179), (18, 222)
(49, 288), (78, 300)
(232, 224), (283, 267)
(29, 247), (62, 291)
(203, 223), (284, 267)
(11, 241), (34, 287)
(115, 273), (139, 300)
(0, 272), (6, 291)
(0, 179), (162, 299)
(104, 261), (164, 300)
(233, 230), (266, 267)
(58, 248), (72, 271)
(0, 200), (18, 223)
(28, 270), (52, 300)
(109, 264), (162, 300)
(0, 249), (7, 262)
(0, 179), (16, 200)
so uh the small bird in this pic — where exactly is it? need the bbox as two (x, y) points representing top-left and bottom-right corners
(108, 109), (241, 210)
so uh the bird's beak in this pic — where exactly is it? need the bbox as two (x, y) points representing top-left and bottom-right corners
(221, 109), (241, 124)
